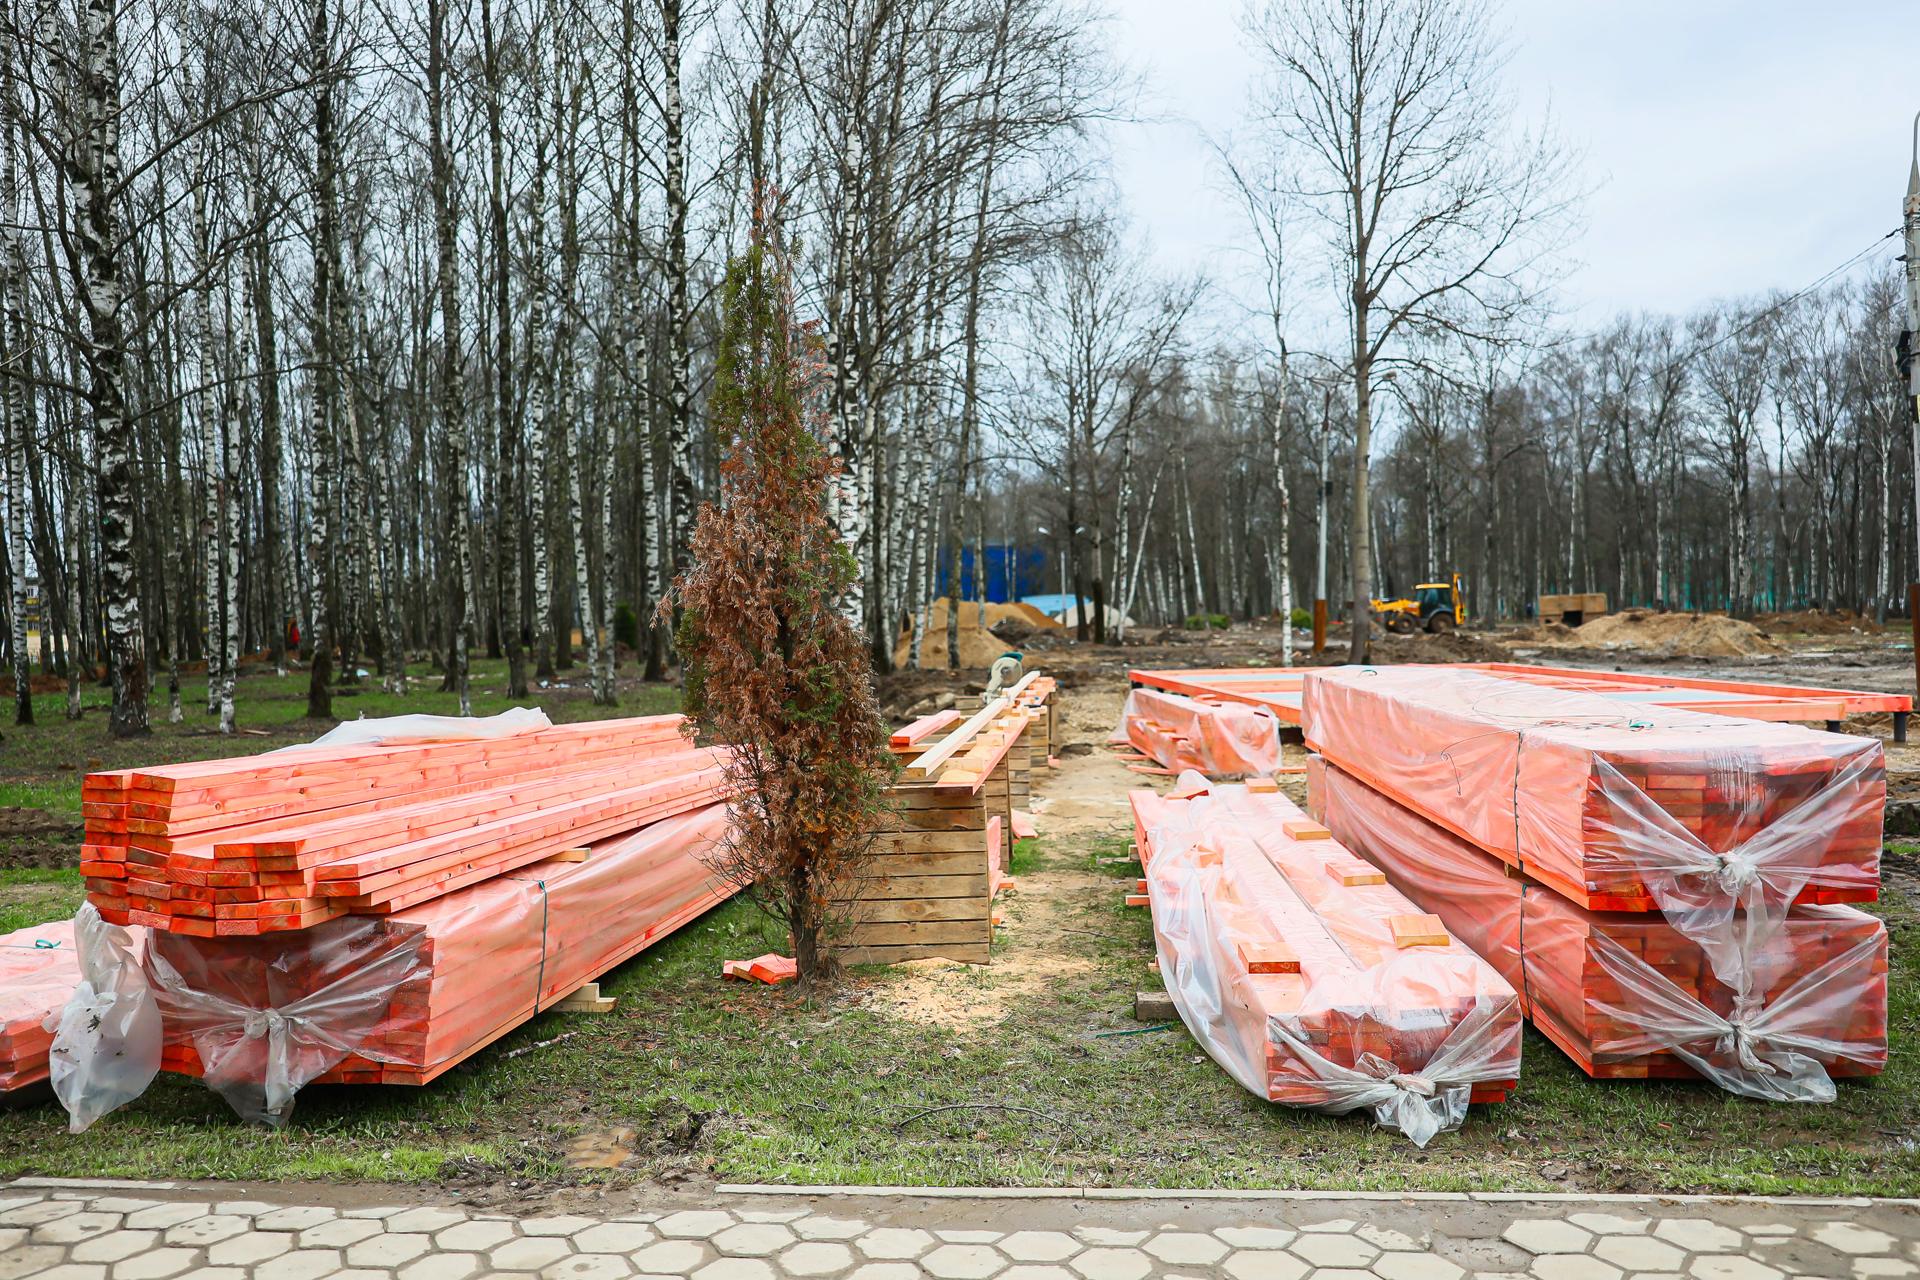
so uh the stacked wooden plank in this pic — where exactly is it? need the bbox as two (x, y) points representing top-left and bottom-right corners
(152, 804), (735, 1091)
(1130, 781), (1520, 1131)
(79, 718), (724, 935)
(1307, 756), (1889, 1088)
(1, 920), (81, 1095)
(1114, 686), (1283, 777)
(1011, 673), (1060, 767)
(1300, 667), (1883, 911)
(832, 693), (1047, 965)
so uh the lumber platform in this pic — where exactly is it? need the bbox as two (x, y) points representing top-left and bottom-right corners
(1300, 666), (1884, 912)
(1308, 756), (1888, 1090)
(1128, 779), (1520, 1134)
(1129, 662), (1912, 738)
(1, 919), (79, 1096)
(1113, 685), (1284, 776)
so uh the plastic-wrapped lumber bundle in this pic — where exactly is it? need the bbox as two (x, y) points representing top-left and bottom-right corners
(53, 805), (735, 1128)
(1112, 687), (1283, 777)
(1301, 666), (1883, 913)
(1306, 756), (1887, 1099)
(1, 920), (82, 1095)
(80, 717), (718, 936)
(1130, 774), (1520, 1145)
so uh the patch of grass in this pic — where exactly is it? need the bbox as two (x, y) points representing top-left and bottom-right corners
(4, 684), (1918, 1196)
(0, 868), (84, 933)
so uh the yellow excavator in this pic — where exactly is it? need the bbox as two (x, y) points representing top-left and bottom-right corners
(1372, 572), (1466, 635)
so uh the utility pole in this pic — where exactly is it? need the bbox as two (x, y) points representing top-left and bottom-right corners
(1312, 389), (1332, 654)
(1902, 111), (1919, 706)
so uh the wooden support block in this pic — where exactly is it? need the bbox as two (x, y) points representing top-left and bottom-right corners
(1237, 939), (1301, 974)
(552, 982), (616, 1014)
(1134, 990), (1178, 1022)
(1326, 862), (1385, 887)
(1246, 776), (1280, 793)
(1125, 893), (1151, 908)
(550, 848), (591, 863)
(1283, 817), (1330, 841)
(1389, 913), (1450, 949)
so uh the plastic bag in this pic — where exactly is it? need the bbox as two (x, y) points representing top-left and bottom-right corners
(46, 904), (161, 1133)
(277, 706), (552, 752)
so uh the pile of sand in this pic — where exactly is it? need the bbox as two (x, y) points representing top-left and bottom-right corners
(1567, 610), (1781, 658)
(1754, 609), (1884, 636)
(892, 598), (1062, 670)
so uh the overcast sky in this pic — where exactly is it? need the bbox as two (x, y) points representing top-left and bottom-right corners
(1106, 0), (1917, 338)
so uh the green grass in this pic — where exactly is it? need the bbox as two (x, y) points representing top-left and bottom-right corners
(2, 666), (1918, 1194)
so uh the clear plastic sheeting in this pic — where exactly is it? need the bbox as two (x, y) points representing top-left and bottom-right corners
(45, 906), (160, 1131)
(50, 804), (735, 1130)
(1112, 687), (1283, 777)
(280, 706), (554, 752)
(1132, 773), (1520, 1145)
(1308, 756), (1888, 1099)
(2, 918), (83, 1094)
(1300, 666), (1883, 912)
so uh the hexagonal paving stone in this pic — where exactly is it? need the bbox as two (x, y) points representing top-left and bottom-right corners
(299, 1219), (386, 1249)
(35, 1211), (126, 1244)
(1067, 1247), (1151, 1280)
(1074, 1229), (1148, 1247)
(1000, 1232), (1081, 1263)
(936, 1232), (1003, 1245)
(257, 1208), (341, 1232)
(72, 1229), (162, 1263)
(88, 1201), (161, 1216)
(1650, 1221), (1742, 1255)
(385, 1208), (470, 1235)
(1592, 1238), (1684, 1273)
(1290, 1234), (1378, 1269)
(1300, 1220), (1359, 1235)
(793, 1218), (871, 1242)
(627, 1240), (708, 1273)
(1503, 1222), (1595, 1257)
(848, 1267), (924, 1280)
(1690, 1259), (1785, 1280)
(254, 1248), (344, 1280)
(1527, 1255), (1620, 1280)
(655, 1212), (736, 1241)
(1222, 1249), (1310, 1280)
(1568, 1216), (1648, 1237)
(923, 1243), (1009, 1279)
(1309, 1269), (1377, 1280)
(110, 1248), (198, 1280)
(690, 1259), (778, 1280)
(711, 1223), (795, 1257)
(1001, 1269), (1077, 1280)
(541, 1254), (634, 1280)
(1814, 1226), (1900, 1257)
(491, 1237), (576, 1271)
(572, 1224), (657, 1255)
(399, 1253), (485, 1280)
(1857, 1261), (1920, 1279)
(123, 1206), (210, 1232)
(1217, 1228), (1298, 1251)
(342, 1206), (409, 1219)
(1144, 1233), (1227, 1266)
(350, 1232), (434, 1267)
(1373, 1251), (1466, 1280)
(438, 1221), (520, 1252)
(781, 1242), (856, 1277)
(0, 1245), (67, 1280)
(32, 1266), (112, 1280)
(309, 1270), (387, 1280)
(1, 1201), (82, 1227)
(208, 1232), (297, 1266)
(0, 1227), (21, 1253)
(521, 1218), (599, 1239)
(1356, 1227), (1423, 1252)
(858, 1228), (936, 1260)
(737, 1210), (806, 1225)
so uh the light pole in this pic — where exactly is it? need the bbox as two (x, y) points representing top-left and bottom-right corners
(1903, 111), (1920, 698)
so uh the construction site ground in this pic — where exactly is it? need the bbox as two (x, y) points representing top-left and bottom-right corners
(2, 624), (1917, 1198)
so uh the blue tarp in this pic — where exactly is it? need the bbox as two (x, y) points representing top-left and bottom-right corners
(935, 544), (1046, 604)
(1018, 593), (1087, 619)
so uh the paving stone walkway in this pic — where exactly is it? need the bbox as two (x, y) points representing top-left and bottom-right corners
(3, 1180), (1916, 1280)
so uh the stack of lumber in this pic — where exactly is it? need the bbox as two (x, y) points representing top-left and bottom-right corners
(1300, 666), (1883, 911)
(1011, 672), (1060, 767)
(1130, 778), (1520, 1140)
(836, 692), (1046, 965)
(1307, 756), (1888, 1092)
(1, 920), (81, 1095)
(79, 718), (724, 936)
(1114, 686), (1282, 777)
(152, 804), (734, 1098)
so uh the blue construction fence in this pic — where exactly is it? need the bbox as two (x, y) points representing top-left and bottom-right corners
(935, 543), (1048, 604)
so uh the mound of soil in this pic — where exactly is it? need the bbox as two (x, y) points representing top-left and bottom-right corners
(893, 598), (1063, 670)
(1570, 610), (1781, 658)
(1512, 621), (1581, 645)
(1366, 629), (1515, 664)
(1754, 609), (1884, 636)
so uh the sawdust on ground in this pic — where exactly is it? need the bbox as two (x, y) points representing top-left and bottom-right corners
(863, 684), (1134, 1033)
